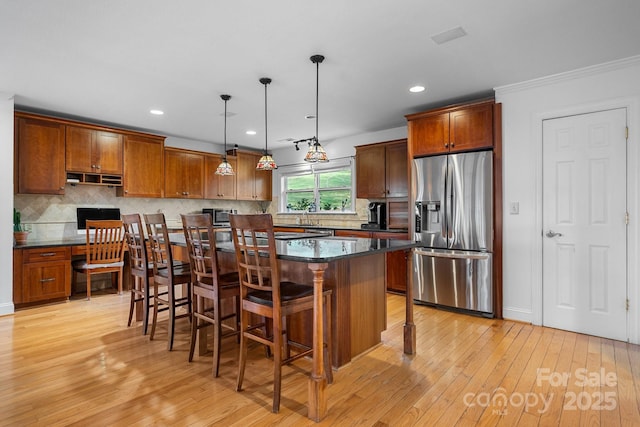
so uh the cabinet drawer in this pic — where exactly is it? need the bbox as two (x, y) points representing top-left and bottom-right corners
(23, 247), (71, 263)
(22, 261), (71, 302)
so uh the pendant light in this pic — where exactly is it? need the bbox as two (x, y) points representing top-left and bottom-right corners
(256, 77), (277, 170)
(215, 94), (235, 175)
(304, 54), (329, 163)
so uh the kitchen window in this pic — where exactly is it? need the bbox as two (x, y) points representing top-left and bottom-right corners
(279, 158), (354, 213)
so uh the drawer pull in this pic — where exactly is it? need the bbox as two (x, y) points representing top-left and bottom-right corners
(40, 278), (56, 283)
(40, 252), (57, 257)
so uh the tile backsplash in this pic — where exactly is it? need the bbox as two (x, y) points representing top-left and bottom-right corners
(15, 185), (371, 240)
(14, 185), (265, 240)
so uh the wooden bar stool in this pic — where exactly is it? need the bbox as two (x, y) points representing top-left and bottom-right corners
(122, 213), (164, 335)
(181, 213), (241, 376)
(71, 219), (125, 300)
(144, 213), (192, 351)
(229, 213), (333, 413)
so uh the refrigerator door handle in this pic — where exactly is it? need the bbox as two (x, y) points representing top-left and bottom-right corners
(414, 248), (492, 260)
(441, 158), (449, 243)
(445, 160), (454, 244)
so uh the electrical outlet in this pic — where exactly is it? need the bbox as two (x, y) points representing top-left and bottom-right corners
(509, 202), (519, 215)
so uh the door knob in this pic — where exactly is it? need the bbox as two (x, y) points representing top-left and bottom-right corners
(546, 230), (563, 238)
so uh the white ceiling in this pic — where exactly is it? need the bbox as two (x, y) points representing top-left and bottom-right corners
(2, 0), (640, 152)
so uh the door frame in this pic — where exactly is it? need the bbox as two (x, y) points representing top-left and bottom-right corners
(531, 97), (639, 344)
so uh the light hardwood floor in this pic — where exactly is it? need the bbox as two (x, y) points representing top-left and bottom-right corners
(1, 293), (638, 426)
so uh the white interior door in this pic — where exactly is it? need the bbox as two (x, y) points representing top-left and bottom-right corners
(542, 108), (627, 341)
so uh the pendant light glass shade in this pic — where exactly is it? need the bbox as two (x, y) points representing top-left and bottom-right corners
(215, 159), (234, 175)
(215, 94), (235, 175)
(305, 54), (329, 163)
(256, 154), (277, 170)
(256, 77), (277, 170)
(304, 138), (329, 162)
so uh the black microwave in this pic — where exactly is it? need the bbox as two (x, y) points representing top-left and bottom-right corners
(202, 208), (236, 225)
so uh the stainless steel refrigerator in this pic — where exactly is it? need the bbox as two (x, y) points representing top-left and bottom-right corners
(412, 151), (493, 316)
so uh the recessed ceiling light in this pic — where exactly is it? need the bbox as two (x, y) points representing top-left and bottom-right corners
(246, 130), (257, 135)
(409, 85), (426, 93)
(149, 109), (164, 115)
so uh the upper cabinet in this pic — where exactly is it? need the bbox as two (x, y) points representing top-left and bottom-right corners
(356, 139), (408, 199)
(65, 125), (123, 175)
(14, 113), (66, 195)
(235, 150), (272, 201)
(116, 134), (165, 198)
(204, 153), (237, 200)
(407, 99), (494, 157)
(164, 148), (204, 199)
(13, 112), (276, 202)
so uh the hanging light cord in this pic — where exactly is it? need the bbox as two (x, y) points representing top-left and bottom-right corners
(315, 58), (319, 147)
(264, 81), (268, 154)
(310, 55), (324, 149)
(260, 78), (272, 155)
(222, 95), (229, 160)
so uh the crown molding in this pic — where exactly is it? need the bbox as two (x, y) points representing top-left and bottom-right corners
(495, 55), (640, 95)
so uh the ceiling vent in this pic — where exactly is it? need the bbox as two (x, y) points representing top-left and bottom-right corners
(431, 26), (467, 45)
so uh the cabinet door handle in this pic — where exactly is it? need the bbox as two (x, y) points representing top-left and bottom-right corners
(450, 142), (455, 148)
(444, 143), (449, 148)
(40, 278), (56, 283)
(40, 252), (57, 257)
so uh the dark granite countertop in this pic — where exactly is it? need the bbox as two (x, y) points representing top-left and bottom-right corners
(13, 236), (87, 249)
(171, 234), (416, 263)
(274, 224), (409, 233)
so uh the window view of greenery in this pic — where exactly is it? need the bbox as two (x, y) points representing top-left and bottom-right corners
(285, 169), (352, 212)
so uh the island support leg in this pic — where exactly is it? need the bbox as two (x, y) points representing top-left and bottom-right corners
(307, 262), (328, 422)
(404, 248), (416, 355)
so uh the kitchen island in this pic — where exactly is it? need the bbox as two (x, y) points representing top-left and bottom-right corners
(173, 233), (417, 422)
(174, 234), (417, 367)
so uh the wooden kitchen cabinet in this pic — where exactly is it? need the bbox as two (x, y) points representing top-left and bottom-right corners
(408, 99), (494, 157)
(385, 141), (408, 198)
(14, 113), (66, 195)
(235, 150), (272, 201)
(117, 134), (165, 198)
(356, 144), (386, 199)
(65, 125), (123, 175)
(14, 246), (71, 305)
(334, 229), (372, 238)
(204, 153), (237, 200)
(356, 139), (408, 199)
(164, 148), (204, 199)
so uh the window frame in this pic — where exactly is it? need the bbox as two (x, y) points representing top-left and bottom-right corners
(278, 158), (355, 214)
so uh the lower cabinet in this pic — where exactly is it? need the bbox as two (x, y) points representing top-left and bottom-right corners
(14, 247), (72, 305)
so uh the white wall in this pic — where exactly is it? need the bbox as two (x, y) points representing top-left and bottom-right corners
(496, 55), (640, 343)
(271, 126), (407, 167)
(1, 93), (15, 316)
